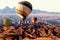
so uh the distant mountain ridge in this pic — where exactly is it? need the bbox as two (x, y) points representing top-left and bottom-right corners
(0, 7), (16, 14)
(0, 6), (60, 14)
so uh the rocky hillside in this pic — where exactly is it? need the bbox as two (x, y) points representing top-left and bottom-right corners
(0, 22), (60, 40)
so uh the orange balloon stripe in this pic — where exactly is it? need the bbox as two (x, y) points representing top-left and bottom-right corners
(16, 9), (29, 17)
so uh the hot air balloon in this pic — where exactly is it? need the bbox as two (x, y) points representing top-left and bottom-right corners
(16, 1), (32, 21)
(31, 17), (37, 23)
(3, 18), (10, 26)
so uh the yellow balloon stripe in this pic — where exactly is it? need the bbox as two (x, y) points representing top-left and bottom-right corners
(16, 9), (29, 17)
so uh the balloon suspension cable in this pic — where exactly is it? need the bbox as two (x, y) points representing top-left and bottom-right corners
(21, 17), (25, 26)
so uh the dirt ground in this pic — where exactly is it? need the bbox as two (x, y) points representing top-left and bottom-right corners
(23, 37), (60, 40)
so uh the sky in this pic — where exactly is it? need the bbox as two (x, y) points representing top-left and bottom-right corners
(0, 0), (60, 12)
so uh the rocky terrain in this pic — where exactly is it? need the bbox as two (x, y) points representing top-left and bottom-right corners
(0, 22), (60, 40)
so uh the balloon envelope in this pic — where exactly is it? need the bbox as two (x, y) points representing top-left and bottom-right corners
(16, 1), (32, 20)
(4, 18), (10, 26)
(32, 17), (37, 23)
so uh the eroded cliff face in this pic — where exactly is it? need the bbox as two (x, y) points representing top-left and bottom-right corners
(0, 22), (60, 40)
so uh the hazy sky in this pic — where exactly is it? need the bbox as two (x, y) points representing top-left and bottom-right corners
(0, 0), (60, 12)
